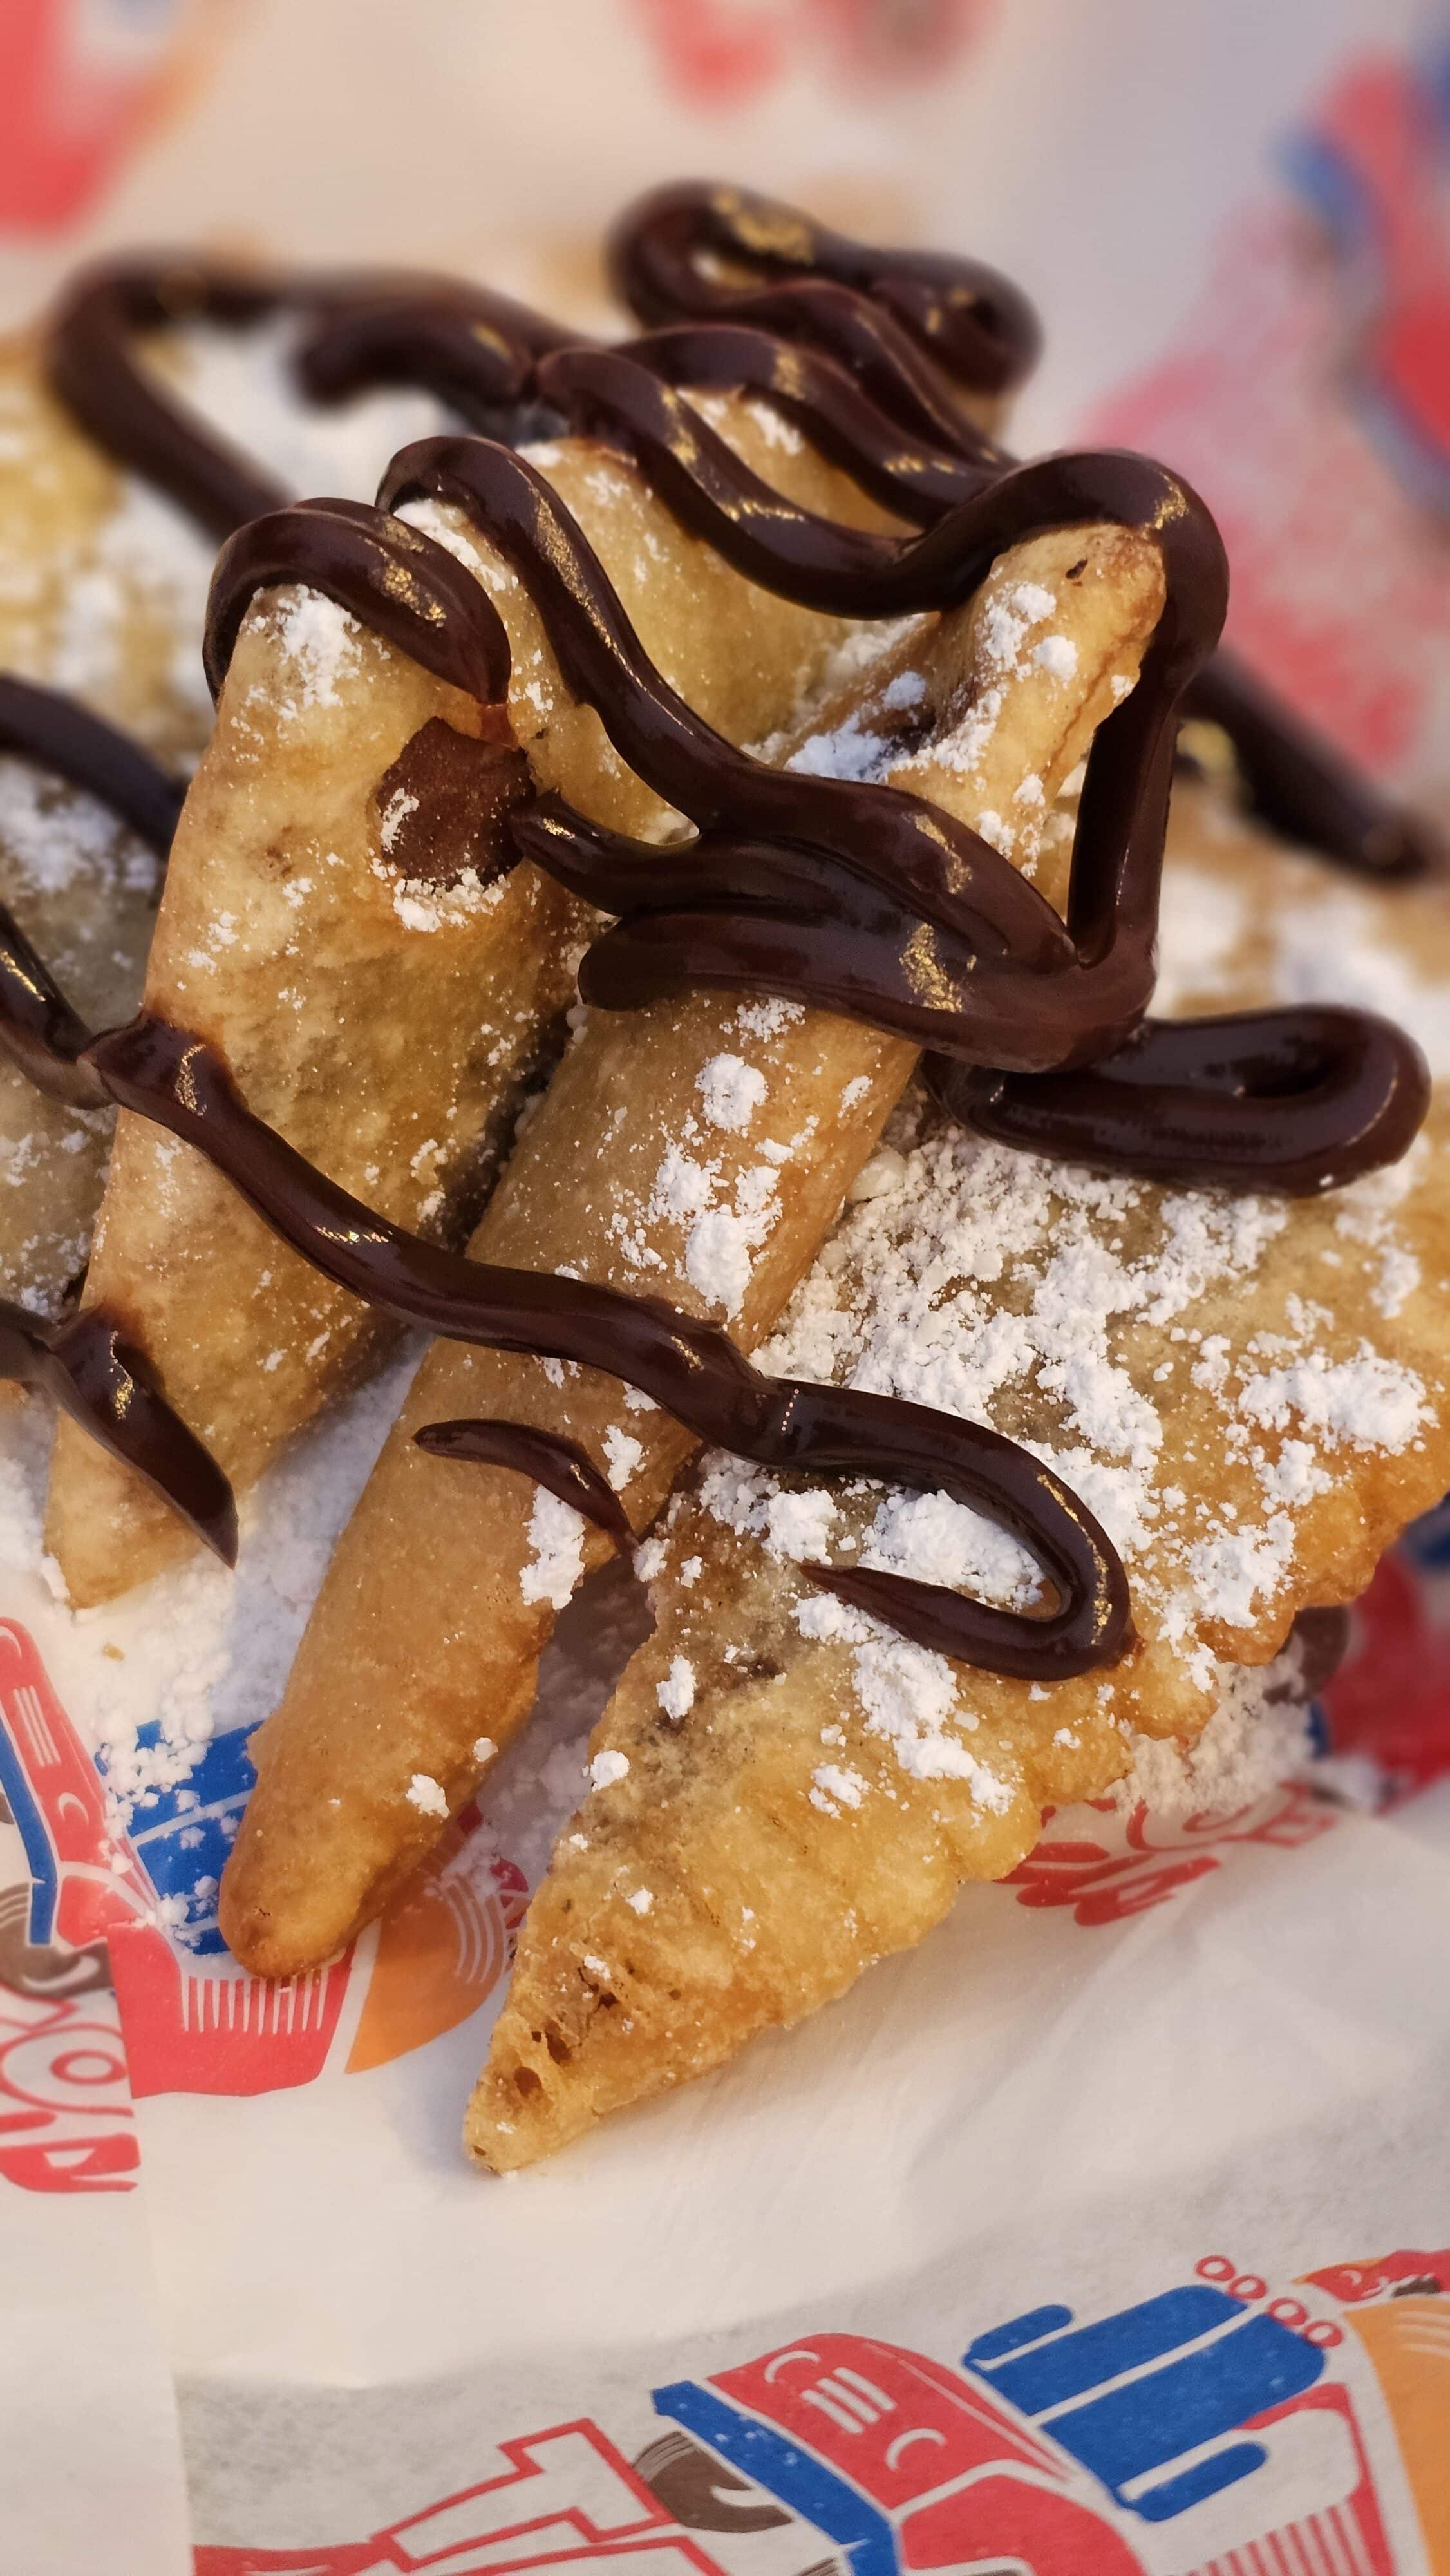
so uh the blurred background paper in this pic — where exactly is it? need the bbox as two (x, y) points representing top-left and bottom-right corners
(0, 0), (1440, 446)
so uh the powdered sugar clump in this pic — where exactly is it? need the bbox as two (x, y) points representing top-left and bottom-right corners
(273, 588), (363, 713)
(520, 1488), (588, 1610)
(697, 1054), (768, 1133)
(0, 1342), (423, 1853)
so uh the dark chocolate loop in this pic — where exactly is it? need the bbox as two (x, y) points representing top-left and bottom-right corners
(1182, 650), (1445, 880)
(203, 496), (511, 705)
(296, 286), (585, 440)
(0, 677), (184, 857)
(46, 257), (294, 539)
(787, 1387), (1130, 1680)
(617, 321), (998, 521)
(608, 180), (1042, 398)
(932, 1007), (1433, 1196)
(0, 904), (111, 1107)
(413, 1418), (634, 1550)
(605, 323), (1435, 891)
(46, 253), (584, 542)
(382, 431), (1222, 1067)
(82, 1014), (1127, 1677)
(0, 1299), (236, 1566)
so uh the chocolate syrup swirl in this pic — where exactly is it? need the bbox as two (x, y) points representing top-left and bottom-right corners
(203, 495), (511, 706)
(379, 430), (1225, 1074)
(1181, 651), (1444, 878)
(415, 1418), (634, 1550)
(0, 887), (1126, 1674)
(608, 180), (1042, 401)
(0, 680), (181, 1103)
(71, 1017), (1127, 1680)
(609, 190), (1435, 878)
(934, 1007), (1431, 1196)
(48, 259), (295, 540)
(549, 332), (1440, 884)
(295, 287), (583, 444)
(16, 205), (1433, 1674)
(0, 1296), (235, 1566)
(45, 257), (576, 544)
(0, 677), (184, 857)
(41, 204), (1433, 882)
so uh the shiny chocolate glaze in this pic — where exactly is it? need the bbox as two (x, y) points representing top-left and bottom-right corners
(0, 676), (184, 856)
(933, 1007), (1431, 1195)
(607, 180), (1042, 401)
(77, 1017), (1127, 1678)
(41, 196), (1433, 880)
(379, 431), (1224, 1074)
(0, 1295), (235, 1565)
(12, 193), (1431, 1674)
(414, 1418), (635, 1550)
(0, 681), (181, 1103)
(203, 496), (511, 705)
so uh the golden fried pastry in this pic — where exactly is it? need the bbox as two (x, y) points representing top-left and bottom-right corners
(469, 781), (1450, 2168)
(220, 517), (1167, 1978)
(43, 410), (905, 1606)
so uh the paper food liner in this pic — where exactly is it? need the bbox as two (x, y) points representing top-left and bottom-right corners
(3, 25), (1450, 2576)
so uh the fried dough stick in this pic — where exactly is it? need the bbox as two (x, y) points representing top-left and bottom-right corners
(44, 410), (898, 1607)
(470, 788), (1450, 2169)
(220, 520), (1167, 1978)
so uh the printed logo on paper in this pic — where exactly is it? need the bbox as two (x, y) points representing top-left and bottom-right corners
(0, 1617), (527, 2188)
(628, 0), (988, 107)
(193, 2250), (1450, 2572)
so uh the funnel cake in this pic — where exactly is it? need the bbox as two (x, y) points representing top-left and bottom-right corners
(220, 514), (1167, 1976)
(42, 408), (907, 1606)
(469, 782), (1450, 2170)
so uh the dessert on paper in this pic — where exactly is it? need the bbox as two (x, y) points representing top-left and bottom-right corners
(0, 176), (1444, 2181)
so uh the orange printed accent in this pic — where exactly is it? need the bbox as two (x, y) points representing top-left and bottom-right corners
(346, 1825), (526, 2073)
(1345, 2299), (1450, 2565)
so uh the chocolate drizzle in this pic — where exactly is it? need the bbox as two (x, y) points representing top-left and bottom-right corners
(73, 1017), (1127, 1680)
(0, 1296), (236, 1566)
(203, 497), (511, 705)
(48, 259), (295, 540)
(934, 1007), (1431, 1195)
(1182, 650), (1444, 878)
(379, 430), (1225, 1074)
(45, 257), (576, 542)
(40, 202), (1435, 882)
(415, 1418), (634, 1549)
(10, 188), (1436, 1677)
(0, 680), (182, 1103)
(0, 676), (185, 856)
(608, 180), (1042, 402)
